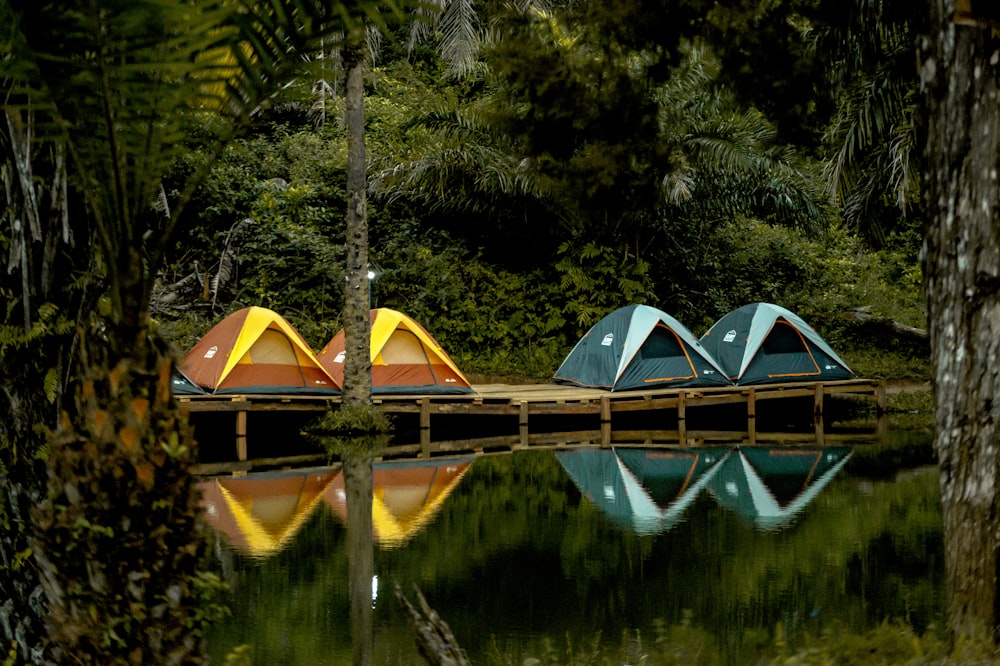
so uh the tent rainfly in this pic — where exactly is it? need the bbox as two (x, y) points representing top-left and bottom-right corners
(317, 308), (472, 394)
(699, 302), (854, 385)
(179, 306), (340, 394)
(552, 304), (732, 391)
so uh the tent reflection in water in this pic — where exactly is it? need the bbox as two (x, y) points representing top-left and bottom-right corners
(198, 458), (474, 556)
(318, 308), (472, 394)
(325, 457), (474, 548)
(179, 306), (340, 394)
(557, 447), (731, 535)
(699, 302), (854, 385)
(707, 446), (853, 530)
(198, 468), (340, 557)
(552, 304), (731, 391)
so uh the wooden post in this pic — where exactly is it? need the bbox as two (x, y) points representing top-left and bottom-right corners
(600, 420), (611, 447)
(875, 380), (887, 415)
(236, 409), (248, 462)
(746, 388), (756, 446)
(677, 391), (687, 423)
(814, 384), (824, 415)
(600, 396), (611, 424)
(520, 424), (529, 448)
(419, 398), (431, 430)
(814, 415), (825, 447)
(420, 426), (431, 458)
(519, 401), (529, 427)
(678, 416), (687, 446)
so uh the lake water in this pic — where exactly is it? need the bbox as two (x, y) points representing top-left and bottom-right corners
(201, 426), (941, 665)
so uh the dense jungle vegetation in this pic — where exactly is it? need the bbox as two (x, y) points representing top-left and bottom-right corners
(152, 1), (928, 383)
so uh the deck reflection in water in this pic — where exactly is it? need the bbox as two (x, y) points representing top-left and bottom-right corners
(199, 440), (853, 556)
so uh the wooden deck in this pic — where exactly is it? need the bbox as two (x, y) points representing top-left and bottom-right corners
(180, 378), (886, 467)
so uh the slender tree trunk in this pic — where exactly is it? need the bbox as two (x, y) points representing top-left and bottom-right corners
(342, 27), (377, 666)
(343, 29), (372, 409)
(343, 453), (374, 666)
(918, 0), (1000, 641)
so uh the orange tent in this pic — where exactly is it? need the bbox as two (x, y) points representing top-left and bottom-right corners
(179, 306), (340, 394)
(317, 308), (472, 394)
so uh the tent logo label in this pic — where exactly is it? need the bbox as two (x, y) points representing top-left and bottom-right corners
(601, 333), (614, 347)
(723, 330), (737, 343)
(203, 345), (218, 359)
(333, 351), (346, 364)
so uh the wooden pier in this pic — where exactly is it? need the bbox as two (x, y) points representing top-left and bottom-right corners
(180, 378), (886, 468)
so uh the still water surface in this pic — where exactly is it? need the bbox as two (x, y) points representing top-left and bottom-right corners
(203, 428), (941, 665)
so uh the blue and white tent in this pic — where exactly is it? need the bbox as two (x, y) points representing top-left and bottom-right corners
(552, 304), (731, 391)
(699, 303), (853, 385)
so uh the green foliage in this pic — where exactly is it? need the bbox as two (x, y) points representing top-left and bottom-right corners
(31, 332), (224, 664)
(555, 241), (655, 329)
(307, 404), (393, 438)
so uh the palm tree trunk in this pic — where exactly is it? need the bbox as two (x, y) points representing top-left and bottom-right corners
(918, 0), (1000, 642)
(342, 29), (372, 409)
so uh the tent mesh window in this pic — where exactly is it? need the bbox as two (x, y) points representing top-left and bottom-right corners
(760, 321), (808, 355)
(638, 325), (687, 360)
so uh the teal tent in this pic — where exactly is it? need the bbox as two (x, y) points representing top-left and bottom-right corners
(707, 445), (852, 530)
(557, 447), (730, 535)
(699, 303), (853, 385)
(553, 305), (731, 391)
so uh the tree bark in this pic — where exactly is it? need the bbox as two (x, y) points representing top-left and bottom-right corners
(344, 454), (374, 666)
(343, 30), (373, 409)
(918, 0), (1000, 641)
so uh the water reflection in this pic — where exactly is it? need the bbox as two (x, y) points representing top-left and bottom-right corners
(200, 468), (339, 557)
(557, 447), (730, 535)
(199, 446), (855, 555)
(204, 431), (943, 666)
(709, 446), (852, 530)
(326, 457), (473, 548)
(198, 456), (474, 556)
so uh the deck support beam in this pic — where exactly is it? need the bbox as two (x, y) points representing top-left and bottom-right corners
(236, 410), (248, 462)
(875, 380), (887, 414)
(814, 384), (824, 415)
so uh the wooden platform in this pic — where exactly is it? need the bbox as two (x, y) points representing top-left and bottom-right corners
(179, 378), (886, 466)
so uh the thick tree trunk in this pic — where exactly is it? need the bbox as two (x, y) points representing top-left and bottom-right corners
(343, 32), (373, 409)
(918, 0), (1000, 641)
(31, 325), (216, 664)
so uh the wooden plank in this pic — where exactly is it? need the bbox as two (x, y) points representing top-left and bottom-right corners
(183, 400), (251, 413)
(814, 384), (824, 415)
